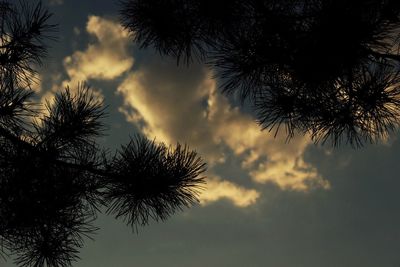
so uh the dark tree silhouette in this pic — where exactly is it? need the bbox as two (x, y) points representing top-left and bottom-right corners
(0, 1), (206, 266)
(120, 0), (400, 147)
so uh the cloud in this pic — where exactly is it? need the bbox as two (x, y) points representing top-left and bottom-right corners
(116, 55), (330, 207)
(204, 81), (329, 191)
(63, 16), (133, 84)
(33, 15), (133, 130)
(200, 176), (260, 207)
(41, 15), (133, 114)
(56, 15), (261, 208)
(41, 15), (328, 208)
(117, 66), (223, 160)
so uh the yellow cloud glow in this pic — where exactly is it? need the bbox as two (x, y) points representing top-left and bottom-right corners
(118, 64), (330, 207)
(205, 79), (329, 191)
(64, 16), (133, 83)
(200, 176), (260, 208)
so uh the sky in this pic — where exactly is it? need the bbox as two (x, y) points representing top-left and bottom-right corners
(4, 0), (400, 266)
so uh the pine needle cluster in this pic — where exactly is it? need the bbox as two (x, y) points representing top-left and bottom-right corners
(0, 1), (206, 266)
(120, 0), (400, 147)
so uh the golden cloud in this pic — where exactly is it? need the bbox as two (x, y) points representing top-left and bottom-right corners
(118, 65), (329, 198)
(205, 86), (329, 190)
(200, 176), (260, 207)
(63, 16), (133, 83)
(42, 15), (133, 112)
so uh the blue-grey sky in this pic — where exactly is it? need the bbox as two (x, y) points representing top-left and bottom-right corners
(4, 0), (400, 266)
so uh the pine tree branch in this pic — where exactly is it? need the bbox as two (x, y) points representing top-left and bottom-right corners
(0, 125), (108, 177)
(369, 50), (400, 62)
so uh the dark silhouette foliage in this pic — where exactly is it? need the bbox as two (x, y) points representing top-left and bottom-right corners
(0, 1), (206, 266)
(120, 0), (400, 147)
(105, 136), (206, 228)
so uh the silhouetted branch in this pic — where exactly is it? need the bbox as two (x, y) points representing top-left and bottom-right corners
(0, 0), (57, 88)
(370, 50), (400, 62)
(120, 0), (400, 147)
(0, 1), (207, 266)
(119, 0), (207, 64)
(0, 83), (207, 266)
(36, 83), (106, 151)
(105, 135), (206, 229)
(0, 84), (36, 133)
